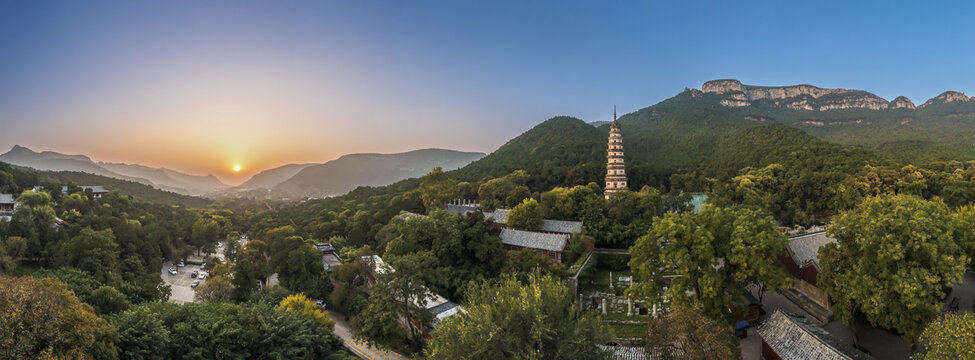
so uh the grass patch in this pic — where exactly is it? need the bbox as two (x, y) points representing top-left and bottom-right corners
(610, 323), (647, 339)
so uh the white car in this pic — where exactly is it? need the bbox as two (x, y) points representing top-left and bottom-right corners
(198, 272), (206, 279)
(176, 261), (185, 267)
(168, 267), (177, 275)
(219, 255), (225, 262)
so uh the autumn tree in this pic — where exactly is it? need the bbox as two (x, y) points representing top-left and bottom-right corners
(0, 276), (118, 359)
(818, 195), (968, 346)
(506, 197), (542, 231)
(628, 205), (789, 322)
(914, 313), (975, 360)
(424, 272), (611, 360)
(645, 307), (741, 360)
(278, 293), (334, 330)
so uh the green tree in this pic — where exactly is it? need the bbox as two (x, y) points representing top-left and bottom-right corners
(113, 306), (172, 360)
(85, 285), (131, 315)
(818, 195), (968, 346)
(58, 227), (119, 284)
(628, 205), (789, 322)
(506, 197), (542, 231)
(269, 235), (329, 294)
(914, 313), (975, 360)
(419, 166), (459, 210)
(424, 272), (611, 360)
(645, 307), (741, 360)
(0, 276), (118, 360)
(194, 275), (234, 302)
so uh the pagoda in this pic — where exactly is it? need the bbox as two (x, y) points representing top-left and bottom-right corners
(605, 107), (627, 199)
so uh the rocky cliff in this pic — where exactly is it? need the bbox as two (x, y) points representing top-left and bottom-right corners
(890, 96), (915, 109)
(920, 91), (973, 107)
(702, 79), (892, 111)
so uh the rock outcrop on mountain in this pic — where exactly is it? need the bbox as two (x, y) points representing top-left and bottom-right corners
(702, 79), (891, 110)
(890, 96), (916, 109)
(920, 91), (973, 107)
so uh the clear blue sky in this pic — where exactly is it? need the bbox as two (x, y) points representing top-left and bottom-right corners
(0, 1), (972, 182)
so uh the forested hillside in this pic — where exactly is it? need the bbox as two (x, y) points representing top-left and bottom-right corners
(0, 162), (211, 208)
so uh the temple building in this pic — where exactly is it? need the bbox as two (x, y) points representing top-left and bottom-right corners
(605, 107), (627, 199)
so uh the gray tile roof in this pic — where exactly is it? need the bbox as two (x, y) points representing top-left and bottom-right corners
(598, 345), (650, 360)
(788, 231), (837, 271)
(499, 228), (569, 252)
(486, 209), (583, 234)
(0, 194), (14, 205)
(757, 309), (872, 360)
(445, 204), (479, 216)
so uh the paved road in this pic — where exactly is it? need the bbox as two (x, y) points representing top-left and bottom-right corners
(328, 313), (408, 360)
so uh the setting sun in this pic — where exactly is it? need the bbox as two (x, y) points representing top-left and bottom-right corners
(233, 164), (241, 172)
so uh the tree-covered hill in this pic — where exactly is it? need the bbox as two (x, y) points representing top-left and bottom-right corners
(0, 162), (211, 208)
(451, 93), (893, 192)
(451, 116), (606, 190)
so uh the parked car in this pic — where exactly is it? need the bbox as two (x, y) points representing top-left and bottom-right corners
(198, 272), (206, 279)
(176, 261), (185, 267)
(191, 281), (199, 288)
(168, 267), (177, 275)
(219, 255), (225, 262)
(191, 271), (198, 278)
(313, 299), (326, 309)
(201, 263), (207, 271)
(218, 242), (223, 248)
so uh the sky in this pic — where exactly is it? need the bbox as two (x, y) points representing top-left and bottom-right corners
(0, 1), (973, 184)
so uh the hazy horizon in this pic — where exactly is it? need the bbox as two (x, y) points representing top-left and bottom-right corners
(2, 1), (973, 184)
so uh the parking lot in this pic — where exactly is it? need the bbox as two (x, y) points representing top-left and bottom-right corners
(163, 262), (206, 304)
(162, 239), (235, 304)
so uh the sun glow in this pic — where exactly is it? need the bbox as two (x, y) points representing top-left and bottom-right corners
(233, 164), (241, 172)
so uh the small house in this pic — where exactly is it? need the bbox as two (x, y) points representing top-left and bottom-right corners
(0, 194), (16, 221)
(778, 231), (836, 322)
(757, 309), (872, 360)
(499, 228), (570, 262)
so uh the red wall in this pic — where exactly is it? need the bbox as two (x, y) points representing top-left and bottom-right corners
(761, 340), (783, 360)
(778, 254), (819, 285)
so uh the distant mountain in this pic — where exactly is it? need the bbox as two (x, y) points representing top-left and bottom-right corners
(99, 162), (228, 196)
(0, 145), (229, 196)
(270, 149), (484, 199)
(233, 163), (315, 190)
(697, 79), (975, 163)
(455, 79), (975, 191)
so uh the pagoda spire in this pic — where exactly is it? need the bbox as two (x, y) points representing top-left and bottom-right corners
(605, 107), (627, 199)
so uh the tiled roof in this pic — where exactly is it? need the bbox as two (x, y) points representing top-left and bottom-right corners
(788, 232), (837, 270)
(486, 209), (583, 234)
(445, 204), (479, 216)
(757, 309), (872, 360)
(0, 194), (14, 205)
(62, 186), (109, 194)
(499, 228), (569, 252)
(598, 345), (649, 360)
(361, 255), (392, 275)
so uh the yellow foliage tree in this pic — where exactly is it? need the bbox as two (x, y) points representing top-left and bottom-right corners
(278, 293), (334, 330)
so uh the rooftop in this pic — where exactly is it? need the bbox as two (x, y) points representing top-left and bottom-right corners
(487, 209), (583, 234)
(757, 309), (872, 360)
(0, 194), (14, 205)
(499, 228), (569, 252)
(788, 231), (837, 271)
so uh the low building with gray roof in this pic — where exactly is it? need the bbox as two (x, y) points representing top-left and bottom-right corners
(758, 309), (872, 360)
(499, 228), (570, 262)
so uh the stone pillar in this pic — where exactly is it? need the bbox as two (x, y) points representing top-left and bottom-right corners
(652, 303), (658, 318)
(601, 298), (607, 315)
(627, 298), (633, 317)
(608, 271), (614, 290)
